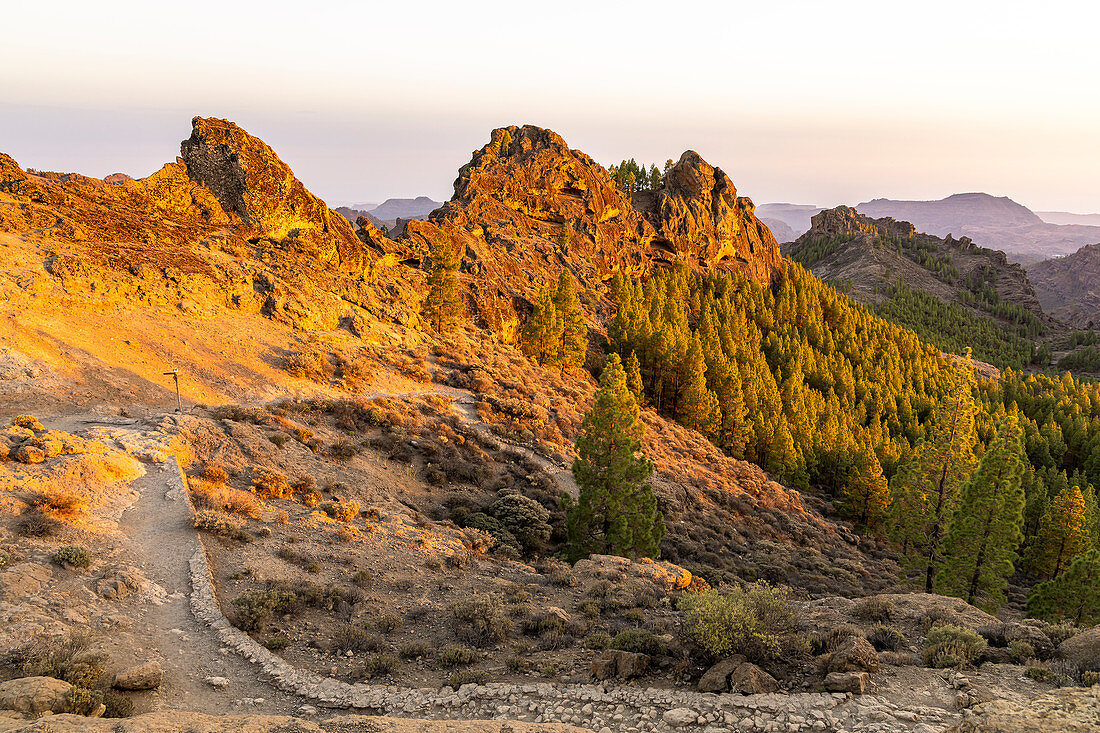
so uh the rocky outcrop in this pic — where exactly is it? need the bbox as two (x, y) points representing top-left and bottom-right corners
(640, 151), (783, 282)
(180, 117), (368, 272)
(0, 676), (73, 715)
(113, 660), (163, 690)
(1057, 625), (1100, 671)
(383, 125), (782, 337)
(948, 685), (1100, 732)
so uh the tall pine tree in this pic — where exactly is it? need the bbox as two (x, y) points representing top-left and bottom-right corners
(677, 335), (721, 438)
(889, 358), (979, 591)
(552, 271), (587, 374)
(935, 415), (1026, 611)
(1027, 549), (1100, 625)
(1030, 485), (1092, 579)
(520, 288), (560, 365)
(564, 354), (663, 561)
(421, 236), (463, 333)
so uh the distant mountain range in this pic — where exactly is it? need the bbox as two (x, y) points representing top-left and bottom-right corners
(334, 196), (444, 229)
(761, 194), (1100, 264)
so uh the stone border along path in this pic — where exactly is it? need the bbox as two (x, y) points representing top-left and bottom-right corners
(174, 457), (960, 733)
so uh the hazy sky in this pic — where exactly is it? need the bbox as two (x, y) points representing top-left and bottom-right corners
(2, 1), (1098, 212)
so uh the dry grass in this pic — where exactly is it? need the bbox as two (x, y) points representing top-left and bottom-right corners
(189, 480), (261, 518)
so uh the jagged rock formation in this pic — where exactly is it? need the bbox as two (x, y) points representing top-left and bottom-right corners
(1028, 242), (1100, 329)
(363, 125), (782, 337)
(180, 117), (368, 272)
(638, 150), (783, 282)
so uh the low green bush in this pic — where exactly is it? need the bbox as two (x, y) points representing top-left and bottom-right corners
(680, 582), (803, 664)
(923, 625), (987, 668)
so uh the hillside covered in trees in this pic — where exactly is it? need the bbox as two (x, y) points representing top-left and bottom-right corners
(786, 206), (1057, 370)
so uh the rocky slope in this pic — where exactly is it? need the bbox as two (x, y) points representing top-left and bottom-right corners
(856, 193), (1100, 264)
(1028, 243), (1100, 329)
(788, 206), (1050, 319)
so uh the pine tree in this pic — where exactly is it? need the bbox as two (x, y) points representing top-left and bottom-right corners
(840, 439), (891, 531)
(935, 415), (1026, 611)
(677, 336), (721, 438)
(624, 351), (644, 402)
(421, 236), (463, 333)
(520, 288), (560, 365)
(564, 354), (663, 561)
(552, 271), (587, 374)
(1027, 548), (1100, 625)
(498, 129), (512, 154)
(889, 359), (979, 591)
(1031, 485), (1092, 579)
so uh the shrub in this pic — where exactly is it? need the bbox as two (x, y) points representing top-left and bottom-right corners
(253, 470), (291, 499)
(64, 657), (106, 689)
(361, 653), (400, 678)
(451, 594), (511, 647)
(923, 625), (987, 668)
(1009, 639), (1036, 663)
(399, 642), (431, 659)
(192, 510), (250, 541)
(611, 629), (666, 656)
(201, 463), (229, 484)
(376, 614), (401, 633)
(810, 624), (861, 656)
(867, 624), (906, 652)
(1025, 663), (1051, 682)
(852, 597), (893, 623)
(585, 632), (612, 650)
(64, 686), (103, 715)
(680, 583), (802, 664)
(53, 545), (91, 568)
(302, 491), (322, 508)
(438, 646), (478, 667)
(579, 601), (602, 619)
(284, 349), (328, 381)
(330, 439), (360, 460)
(191, 483), (260, 517)
(27, 489), (87, 520)
(487, 493), (552, 554)
(265, 636), (289, 651)
(102, 689), (134, 718)
(320, 500), (360, 522)
(447, 669), (489, 688)
(352, 570), (373, 588)
(506, 655), (531, 672)
(15, 511), (59, 537)
(13, 415), (44, 431)
(230, 589), (296, 631)
(330, 626), (383, 654)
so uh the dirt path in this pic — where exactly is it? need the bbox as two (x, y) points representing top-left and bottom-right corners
(109, 457), (307, 716)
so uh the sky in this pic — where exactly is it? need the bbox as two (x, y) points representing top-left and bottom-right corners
(2, 0), (1099, 212)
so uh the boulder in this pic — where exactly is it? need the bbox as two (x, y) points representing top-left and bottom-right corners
(825, 671), (870, 695)
(827, 635), (880, 673)
(662, 708), (699, 727)
(1006, 623), (1054, 659)
(697, 655), (745, 692)
(729, 662), (779, 694)
(590, 650), (649, 680)
(113, 661), (163, 690)
(0, 676), (73, 714)
(15, 445), (45, 464)
(947, 685), (1100, 732)
(1058, 626), (1100, 671)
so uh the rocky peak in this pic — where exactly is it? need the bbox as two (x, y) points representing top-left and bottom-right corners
(181, 117), (366, 271)
(641, 150), (783, 282)
(806, 206), (917, 241)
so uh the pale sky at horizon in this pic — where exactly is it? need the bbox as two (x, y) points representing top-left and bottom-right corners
(2, 1), (1098, 213)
